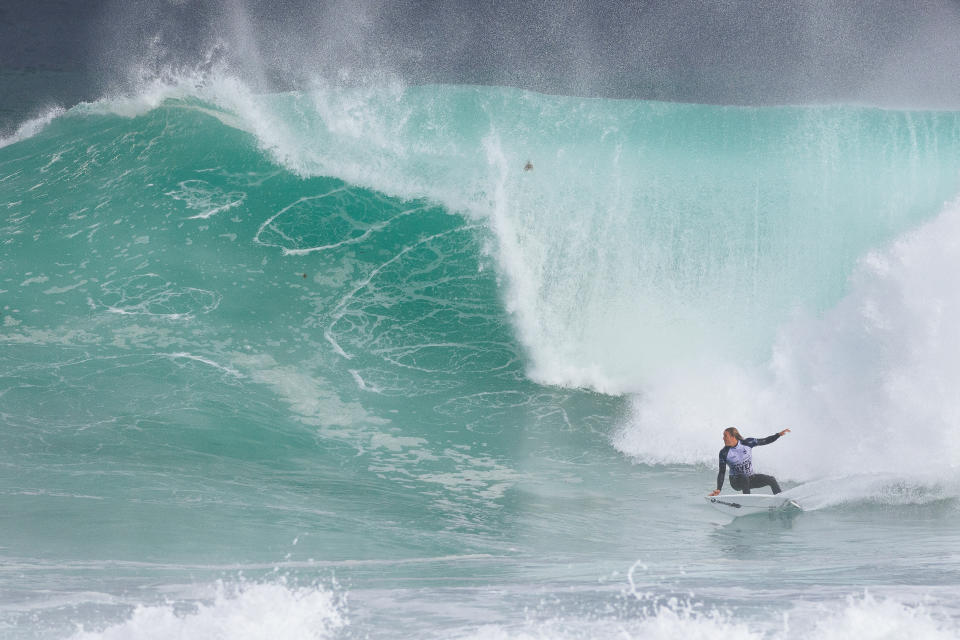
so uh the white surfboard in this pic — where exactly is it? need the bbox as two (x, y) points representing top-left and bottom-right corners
(705, 494), (801, 516)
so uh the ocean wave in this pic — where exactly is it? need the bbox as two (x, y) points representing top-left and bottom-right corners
(6, 68), (960, 499)
(48, 69), (960, 395)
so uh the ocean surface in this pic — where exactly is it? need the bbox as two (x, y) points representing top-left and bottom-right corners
(3, 73), (960, 639)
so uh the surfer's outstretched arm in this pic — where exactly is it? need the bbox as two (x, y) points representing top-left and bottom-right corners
(743, 428), (791, 448)
(742, 434), (778, 447)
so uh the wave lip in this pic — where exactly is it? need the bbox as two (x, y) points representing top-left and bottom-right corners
(0, 106), (65, 149)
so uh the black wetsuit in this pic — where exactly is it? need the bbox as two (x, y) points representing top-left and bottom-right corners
(716, 434), (782, 495)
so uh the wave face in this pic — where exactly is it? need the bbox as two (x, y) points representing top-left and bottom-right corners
(4, 77), (960, 638)
(105, 79), (960, 394)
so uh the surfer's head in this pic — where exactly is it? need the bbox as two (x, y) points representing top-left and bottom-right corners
(723, 427), (742, 446)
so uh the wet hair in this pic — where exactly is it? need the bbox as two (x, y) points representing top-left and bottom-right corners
(723, 427), (743, 442)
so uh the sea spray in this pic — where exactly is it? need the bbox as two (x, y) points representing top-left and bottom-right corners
(0, 106), (66, 149)
(616, 197), (960, 485)
(68, 579), (346, 640)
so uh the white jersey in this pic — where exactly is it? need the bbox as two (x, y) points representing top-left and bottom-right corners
(723, 441), (754, 477)
(716, 433), (782, 490)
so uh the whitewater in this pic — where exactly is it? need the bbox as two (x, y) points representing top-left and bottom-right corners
(2, 69), (960, 640)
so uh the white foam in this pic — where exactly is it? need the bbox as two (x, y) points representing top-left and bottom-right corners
(616, 198), (960, 487)
(453, 592), (958, 640)
(165, 180), (246, 219)
(95, 274), (222, 320)
(795, 592), (957, 640)
(68, 580), (346, 640)
(458, 615), (763, 640)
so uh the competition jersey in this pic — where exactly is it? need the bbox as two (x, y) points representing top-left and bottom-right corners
(716, 434), (781, 490)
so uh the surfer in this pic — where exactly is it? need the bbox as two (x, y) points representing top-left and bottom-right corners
(708, 427), (790, 496)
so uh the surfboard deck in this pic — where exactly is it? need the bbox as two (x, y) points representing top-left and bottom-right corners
(705, 494), (801, 516)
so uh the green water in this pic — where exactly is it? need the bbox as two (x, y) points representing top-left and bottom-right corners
(3, 84), (960, 639)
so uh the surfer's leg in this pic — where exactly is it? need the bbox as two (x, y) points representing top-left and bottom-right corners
(730, 475), (750, 494)
(748, 474), (781, 494)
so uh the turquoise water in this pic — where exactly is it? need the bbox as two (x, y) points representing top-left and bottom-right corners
(3, 79), (960, 639)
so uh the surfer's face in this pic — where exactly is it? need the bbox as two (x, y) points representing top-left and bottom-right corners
(722, 431), (738, 446)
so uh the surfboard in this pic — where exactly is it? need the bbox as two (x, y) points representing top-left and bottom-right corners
(705, 494), (801, 516)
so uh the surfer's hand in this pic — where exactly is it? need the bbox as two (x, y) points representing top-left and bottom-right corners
(779, 428), (791, 436)
(709, 489), (720, 496)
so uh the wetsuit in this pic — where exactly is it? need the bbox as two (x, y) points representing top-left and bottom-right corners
(716, 434), (782, 494)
